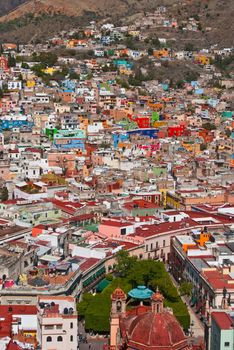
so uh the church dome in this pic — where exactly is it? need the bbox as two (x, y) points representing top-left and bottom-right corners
(127, 311), (188, 350)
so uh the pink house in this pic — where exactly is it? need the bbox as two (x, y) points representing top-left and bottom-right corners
(47, 152), (76, 172)
(99, 219), (135, 238)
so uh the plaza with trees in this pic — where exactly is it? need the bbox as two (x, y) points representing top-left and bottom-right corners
(77, 251), (190, 333)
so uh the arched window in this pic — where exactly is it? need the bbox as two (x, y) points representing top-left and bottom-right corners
(116, 300), (122, 312)
(47, 336), (52, 342)
(57, 336), (63, 342)
(70, 335), (73, 341)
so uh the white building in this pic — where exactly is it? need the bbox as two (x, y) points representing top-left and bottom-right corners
(37, 296), (78, 350)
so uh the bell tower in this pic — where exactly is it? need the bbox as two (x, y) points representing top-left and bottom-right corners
(110, 288), (126, 348)
(151, 288), (164, 314)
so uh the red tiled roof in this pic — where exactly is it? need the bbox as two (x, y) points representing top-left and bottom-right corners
(0, 305), (37, 315)
(100, 220), (133, 227)
(212, 312), (233, 330)
(184, 211), (234, 224)
(202, 270), (234, 290)
(124, 199), (159, 210)
(46, 198), (84, 215)
(79, 258), (100, 272)
(135, 218), (198, 238)
(7, 340), (23, 350)
(62, 213), (94, 223)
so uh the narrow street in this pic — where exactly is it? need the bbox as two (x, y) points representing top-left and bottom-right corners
(169, 272), (204, 339)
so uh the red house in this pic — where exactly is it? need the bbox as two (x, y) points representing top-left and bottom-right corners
(168, 124), (186, 137)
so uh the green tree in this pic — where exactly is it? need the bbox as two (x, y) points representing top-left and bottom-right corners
(184, 43), (194, 52)
(202, 122), (216, 131)
(151, 36), (160, 47)
(37, 52), (58, 67)
(179, 282), (193, 297)
(21, 62), (29, 69)
(115, 250), (136, 277)
(0, 187), (8, 201)
(200, 143), (207, 151)
(148, 48), (153, 56)
(225, 129), (231, 138)
(69, 71), (80, 80)
(8, 54), (16, 67)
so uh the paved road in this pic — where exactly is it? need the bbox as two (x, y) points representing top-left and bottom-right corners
(79, 339), (108, 350)
(78, 322), (108, 350)
(183, 297), (205, 338)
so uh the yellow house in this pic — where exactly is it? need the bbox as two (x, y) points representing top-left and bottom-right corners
(128, 30), (140, 37)
(159, 188), (168, 207)
(166, 192), (181, 209)
(79, 117), (89, 131)
(42, 67), (58, 75)
(67, 39), (77, 48)
(26, 79), (36, 88)
(119, 66), (132, 75)
(153, 121), (167, 128)
(194, 54), (210, 65)
(118, 142), (132, 150)
(182, 141), (200, 154)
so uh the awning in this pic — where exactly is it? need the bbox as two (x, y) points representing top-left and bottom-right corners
(96, 279), (110, 292)
(190, 295), (197, 307)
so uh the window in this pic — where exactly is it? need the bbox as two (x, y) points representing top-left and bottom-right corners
(70, 335), (73, 342)
(120, 228), (126, 235)
(163, 240), (166, 247)
(56, 325), (62, 329)
(57, 336), (63, 342)
(224, 342), (230, 347)
(70, 322), (73, 329)
(150, 243), (153, 251)
(47, 336), (52, 342)
(45, 325), (54, 330)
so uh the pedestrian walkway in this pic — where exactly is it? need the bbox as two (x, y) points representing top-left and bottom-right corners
(169, 272), (204, 338)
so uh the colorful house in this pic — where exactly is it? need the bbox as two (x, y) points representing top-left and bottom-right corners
(0, 55), (9, 72)
(53, 129), (86, 150)
(194, 54), (210, 65)
(153, 48), (170, 59)
(168, 125), (186, 137)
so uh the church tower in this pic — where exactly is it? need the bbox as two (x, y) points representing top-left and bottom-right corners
(151, 288), (164, 314)
(110, 288), (126, 348)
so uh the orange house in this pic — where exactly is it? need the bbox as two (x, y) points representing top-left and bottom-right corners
(196, 231), (211, 247)
(147, 100), (163, 110)
(32, 224), (45, 237)
(153, 48), (169, 59)
(58, 91), (73, 103)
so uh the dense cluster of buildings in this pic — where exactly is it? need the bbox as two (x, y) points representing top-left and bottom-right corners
(0, 4), (233, 350)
